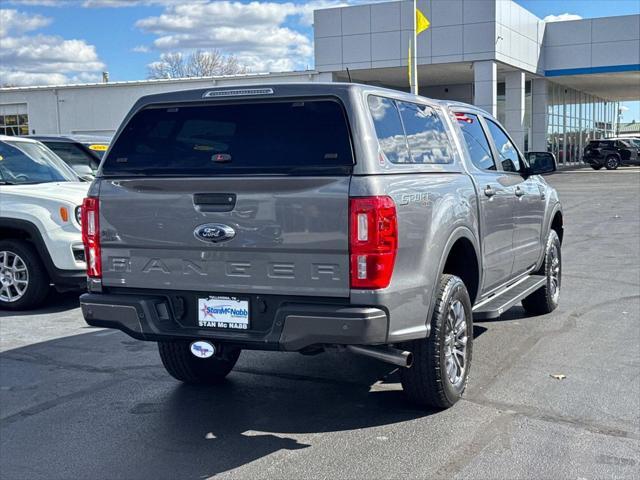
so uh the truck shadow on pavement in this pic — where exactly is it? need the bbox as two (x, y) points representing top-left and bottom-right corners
(0, 290), (80, 318)
(0, 327), (460, 479)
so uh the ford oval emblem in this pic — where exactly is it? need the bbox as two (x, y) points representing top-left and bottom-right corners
(194, 223), (236, 243)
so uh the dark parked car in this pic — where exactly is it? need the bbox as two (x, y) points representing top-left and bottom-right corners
(583, 138), (640, 170)
(28, 135), (110, 178)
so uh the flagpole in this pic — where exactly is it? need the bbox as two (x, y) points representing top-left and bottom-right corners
(410, 0), (418, 95)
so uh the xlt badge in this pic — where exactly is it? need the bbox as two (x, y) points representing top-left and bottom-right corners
(194, 223), (236, 243)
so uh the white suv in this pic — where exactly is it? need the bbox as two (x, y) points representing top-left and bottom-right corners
(0, 135), (88, 310)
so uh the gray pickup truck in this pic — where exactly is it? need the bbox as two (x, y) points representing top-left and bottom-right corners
(80, 83), (563, 409)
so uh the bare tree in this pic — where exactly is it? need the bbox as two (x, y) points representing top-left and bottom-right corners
(147, 50), (248, 79)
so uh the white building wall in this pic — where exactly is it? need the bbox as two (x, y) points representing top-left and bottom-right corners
(495, 0), (545, 73)
(0, 71), (330, 136)
(423, 84), (473, 104)
(314, 0), (503, 72)
(531, 78), (549, 152)
(544, 15), (640, 72)
(504, 71), (526, 151)
(473, 60), (497, 116)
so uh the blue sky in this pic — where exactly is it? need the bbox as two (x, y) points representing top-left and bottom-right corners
(1, 0), (638, 121)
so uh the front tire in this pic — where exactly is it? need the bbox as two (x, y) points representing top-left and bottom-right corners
(158, 341), (240, 384)
(605, 155), (620, 170)
(0, 241), (49, 310)
(400, 274), (473, 409)
(522, 230), (561, 315)
(590, 164), (603, 170)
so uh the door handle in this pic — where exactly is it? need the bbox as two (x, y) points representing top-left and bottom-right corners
(193, 193), (236, 212)
(515, 186), (525, 197)
(484, 185), (496, 198)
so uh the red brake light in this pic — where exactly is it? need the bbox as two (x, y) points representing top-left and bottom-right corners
(81, 197), (101, 278)
(455, 112), (473, 124)
(349, 196), (398, 289)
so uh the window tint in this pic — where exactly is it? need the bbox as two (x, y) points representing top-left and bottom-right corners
(485, 119), (521, 173)
(455, 113), (496, 171)
(44, 142), (100, 173)
(0, 141), (76, 184)
(367, 96), (410, 164)
(104, 99), (354, 176)
(396, 101), (453, 164)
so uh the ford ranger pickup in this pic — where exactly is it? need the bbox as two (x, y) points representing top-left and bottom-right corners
(80, 84), (563, 409)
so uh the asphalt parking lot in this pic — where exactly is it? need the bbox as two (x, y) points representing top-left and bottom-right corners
(1, 167), (639, 480)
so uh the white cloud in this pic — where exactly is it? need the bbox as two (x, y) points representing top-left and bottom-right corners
(0, 8), (51, 36)
(134, 1), (391, 72)
(0, 9), (105, 86)
(4, 0), (67, 6)
(132, 45), (150, 53)
(543, 13), (583, 23)
(82, 0), (208, 6)
(136, 1), (327, 72)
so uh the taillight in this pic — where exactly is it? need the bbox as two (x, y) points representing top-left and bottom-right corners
(81, 197), (101, 278)
(349, 196), (398, 289)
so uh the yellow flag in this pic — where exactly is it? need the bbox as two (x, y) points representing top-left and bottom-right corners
(416, 7), (430, 35)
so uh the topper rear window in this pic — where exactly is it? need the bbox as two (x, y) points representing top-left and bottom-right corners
(102, 99), (354, 176)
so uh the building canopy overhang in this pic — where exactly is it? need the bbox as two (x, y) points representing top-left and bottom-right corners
(543, 69), (640, 102)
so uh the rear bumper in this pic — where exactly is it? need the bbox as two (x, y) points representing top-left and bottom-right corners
(583, 155), (602, 166)
(50, 269), (86, 291)
(80, 292), (389, 351)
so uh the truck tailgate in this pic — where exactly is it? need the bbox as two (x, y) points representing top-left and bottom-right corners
(98, 176), (350, 297)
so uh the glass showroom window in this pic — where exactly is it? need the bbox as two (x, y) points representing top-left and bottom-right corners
(545, 82), (617, 165)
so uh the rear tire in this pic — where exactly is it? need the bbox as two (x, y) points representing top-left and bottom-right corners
(605, 155), (620, 170)
(0, 240), (49, 311)
(522, 230), (561, 315)
(158, 341), (240, 384)
(400, 274), (473, 409)
(590, 165), (603, 170)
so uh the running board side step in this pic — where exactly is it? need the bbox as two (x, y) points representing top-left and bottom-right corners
(472, 275), (546, 320)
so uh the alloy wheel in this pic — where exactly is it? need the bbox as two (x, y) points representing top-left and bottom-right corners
(0, 251), (29, 302)
(549, 243), (561, 302)
(444, 299), (468, 388)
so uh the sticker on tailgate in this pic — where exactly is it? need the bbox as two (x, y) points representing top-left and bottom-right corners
(198, 296), (249, 329)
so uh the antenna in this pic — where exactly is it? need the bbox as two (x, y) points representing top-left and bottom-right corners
(346, 68), (352, 83)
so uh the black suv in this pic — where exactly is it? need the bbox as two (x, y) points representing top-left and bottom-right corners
(583, 138), (640, 170)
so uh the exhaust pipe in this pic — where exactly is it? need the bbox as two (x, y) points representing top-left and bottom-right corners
(346, 345), (413, 368)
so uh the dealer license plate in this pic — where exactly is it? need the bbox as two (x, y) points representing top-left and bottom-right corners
(197, 296), (250, 329)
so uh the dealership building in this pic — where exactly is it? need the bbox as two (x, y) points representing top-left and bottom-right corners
(1, 0), (638, 165)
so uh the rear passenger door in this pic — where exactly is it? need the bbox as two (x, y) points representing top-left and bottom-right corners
(455, 112), (515, 293)
(484, 119), (545, 278)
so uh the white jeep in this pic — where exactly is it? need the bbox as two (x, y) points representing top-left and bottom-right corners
(0, 135), (88, 310)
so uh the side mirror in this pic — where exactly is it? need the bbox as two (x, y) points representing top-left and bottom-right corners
(525, 152), (557, 176)
(73, 164), (95, 181)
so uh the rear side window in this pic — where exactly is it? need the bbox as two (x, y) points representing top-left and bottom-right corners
(367, 96), (410, 163)
(455, 113), (496, 171)
(103, 99), (354, 176)
(397, 101), (453, 164)
(368, 96), (452, 164)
